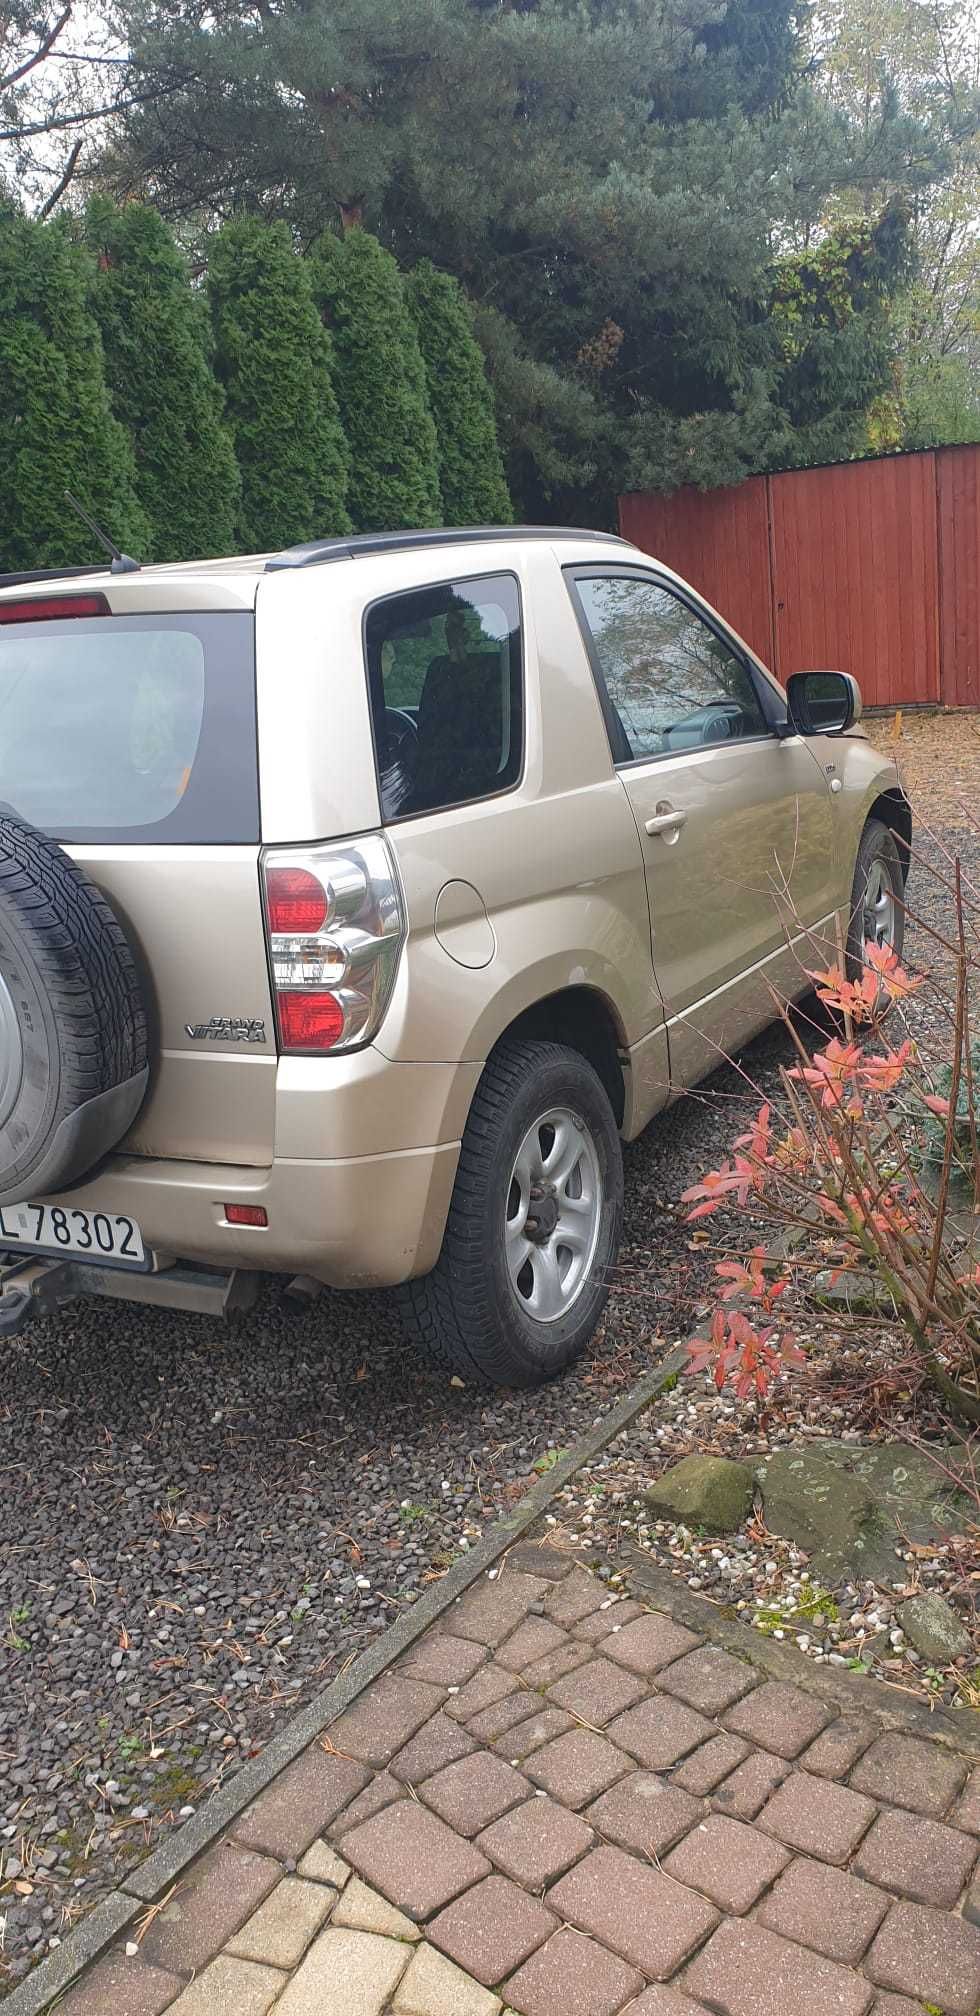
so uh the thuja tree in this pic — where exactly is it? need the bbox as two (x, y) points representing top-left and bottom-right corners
(405, 260), (511, 526)
(207, 217), (350, 551)
(0, 210), (148, 570)
(311, 228), (441, 532)
(85, 197), (239, 562)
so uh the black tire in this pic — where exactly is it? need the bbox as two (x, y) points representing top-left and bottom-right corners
(401, 1038), (624, 1389)
(846, 817), (906, 982)
(0, 816), (149, 1205)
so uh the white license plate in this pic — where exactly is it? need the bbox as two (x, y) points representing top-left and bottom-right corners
(0, 1202), (146, 1267)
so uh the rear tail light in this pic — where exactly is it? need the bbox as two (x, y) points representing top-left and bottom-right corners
(262, 835), (404, 1054)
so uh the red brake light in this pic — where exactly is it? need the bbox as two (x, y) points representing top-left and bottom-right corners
(0, 593), (111, 625)
(224, 1203), (268, 1227)
(265, 866), (328, 935)
(277, 990), (345, 1051)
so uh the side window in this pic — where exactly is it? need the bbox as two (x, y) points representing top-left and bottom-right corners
(571, 573), (768, 763)
(365, 574), (523, 820)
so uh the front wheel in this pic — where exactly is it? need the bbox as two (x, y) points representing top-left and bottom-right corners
(846, 817), (905, 982)
(401, 1039), (624, 1388)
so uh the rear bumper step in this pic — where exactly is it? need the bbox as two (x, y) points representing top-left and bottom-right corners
(0, 1256), (262, 1335)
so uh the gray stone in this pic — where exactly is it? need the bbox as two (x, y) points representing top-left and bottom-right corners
(645, 1456), (753, 1534)
(754, 1449), (894, 1582)
(819, 1442), (971, 1546)
(809, 1269), (893, 1318)
(897, 1593), (971, 1664)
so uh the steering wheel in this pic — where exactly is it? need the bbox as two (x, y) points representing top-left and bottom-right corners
(383, 707), (418, 763)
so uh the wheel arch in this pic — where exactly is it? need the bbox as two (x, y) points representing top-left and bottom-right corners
(866, 787), (912, 882)
(489, 985), (627, 1130)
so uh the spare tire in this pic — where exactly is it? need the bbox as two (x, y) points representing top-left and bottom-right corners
(0, 816), (149, 1206)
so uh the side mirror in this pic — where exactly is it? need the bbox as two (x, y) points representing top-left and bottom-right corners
(786, 670), (862, 737)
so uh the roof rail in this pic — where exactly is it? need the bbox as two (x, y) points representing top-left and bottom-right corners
(0, 564), (111, 592)
(264, 525), (629, 572)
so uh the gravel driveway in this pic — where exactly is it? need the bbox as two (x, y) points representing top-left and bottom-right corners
(0, 709), (971, 1991)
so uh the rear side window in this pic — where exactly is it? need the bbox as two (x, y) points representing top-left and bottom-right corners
(364, 574), (523, 820)
(0, 611), (258, 843)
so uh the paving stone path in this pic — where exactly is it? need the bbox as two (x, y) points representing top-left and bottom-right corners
(48, 1545), (980, 2016)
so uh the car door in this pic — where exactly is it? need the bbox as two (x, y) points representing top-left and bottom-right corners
(567, 566), (836, 1087)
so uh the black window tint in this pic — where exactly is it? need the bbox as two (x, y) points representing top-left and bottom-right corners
(0, 611), (258, 843)
(572, 574), (767, 762)
(365, 575), (523, 820)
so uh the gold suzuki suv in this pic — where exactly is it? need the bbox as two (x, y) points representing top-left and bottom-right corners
(0, 528), (910, 1386)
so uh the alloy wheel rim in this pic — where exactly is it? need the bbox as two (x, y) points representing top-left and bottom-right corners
(863, 857), (897, 956)
(0, 968), (24, 1133)
(505, 1106), (603, 1324)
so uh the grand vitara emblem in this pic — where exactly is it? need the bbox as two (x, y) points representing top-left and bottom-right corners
(185, 1017), (267, 1043)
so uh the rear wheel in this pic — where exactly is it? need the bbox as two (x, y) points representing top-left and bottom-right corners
(402, 1038), (623, 1388)
(846, 817), (905, 982)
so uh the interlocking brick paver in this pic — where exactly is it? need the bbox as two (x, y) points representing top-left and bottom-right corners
(869, 1997), (928, 2015)
(543, 1568), (609, 1628)
(390, 1711), (477, 1783)
(801, 1719), (876, 1780)
(850, 1732), (969, 1817)
(467, 1692), (541, 1743)
(331, 1875), (421, 1941)
(853, 1806), (977, 1906)
(54, 1954), (184, 2016)
(602, 1612), (701, 1677)
(401, 1633), (488, 1687)
(952, 1765), (980, 1835)
(522, 1641), (591, 1689)
(657, 1646), (758, 1716)
(167, 1956), (285, 2016)
(429, 1873), (557, 1986)
(492, 1708), (574, 1761)
(326, 1675), (446, 1768)
(330, 1769), (405, 1840)
(607, 1695), (713, 1771)
(683, 1919), (873, 2016)
(572, 1598), (645, 1644)
(724, 1680), (831, 1758)
(235, 1748), (370, 1857)
(759, 1856), (889, 1963)
(274, 1926), (411, 2016)
(497, 1617), (570, 1672)
(504, 1926), (643, 2016)
(619, 1992), (705, 2015)
(548, 1842), (718, 1978)
(663, 1812), (790, 1913)
(867, 1900), (980, 2014)
(140, 1842), (279, 1974)
(444, 1663), (519, 1722)
(228, 1876), (334, 1968)
(670, 1732), (749, 1794)
(711, 1749), (789, 1818)
(759, 1770), (877, 1863)
(296, 1841), (350, 1886)
(477, 1795), (594, 1886)
(451, 1574), (548, 1648)
(393, 1941), (503, 2016)
(966, 1877), (980, 1928)
(546, 1655), (647, 1726)
(584, 1770), (704, 1858)
(524, 1728), (630, 1808)
(340, 1799), (491, 1920)
(421, 1751), (529, 1836)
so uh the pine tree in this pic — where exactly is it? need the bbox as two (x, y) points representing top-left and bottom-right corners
(0, 211), (149, 571)
(405, 261), (511, 526)
(207, 218), (350, 551)
(311, 229), (442, 532)
(85, 198), (240, 562)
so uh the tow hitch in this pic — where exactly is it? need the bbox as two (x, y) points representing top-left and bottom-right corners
(0, 1255), (262, 1335)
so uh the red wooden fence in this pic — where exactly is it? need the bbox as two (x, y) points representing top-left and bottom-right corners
(620, 442), (980, 709)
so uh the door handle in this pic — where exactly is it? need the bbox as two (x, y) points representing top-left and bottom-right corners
(645, 805), (687, 837)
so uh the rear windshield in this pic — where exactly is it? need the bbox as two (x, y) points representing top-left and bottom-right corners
(0, 610), (258, 843)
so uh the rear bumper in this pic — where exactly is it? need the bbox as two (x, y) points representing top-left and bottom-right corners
(33, 1142), (461, 1290)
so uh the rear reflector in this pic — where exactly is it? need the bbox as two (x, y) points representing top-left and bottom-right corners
(277, 990), (345, 1051)
(224, 1203), (268, 1227)
(0, 593), (111, 624)
(265, 865), (328, 935)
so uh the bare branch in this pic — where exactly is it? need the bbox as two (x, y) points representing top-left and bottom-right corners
(36, 136), (82, 218)
(0, 3), (71, 96)
(0, 79), (181, 142)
